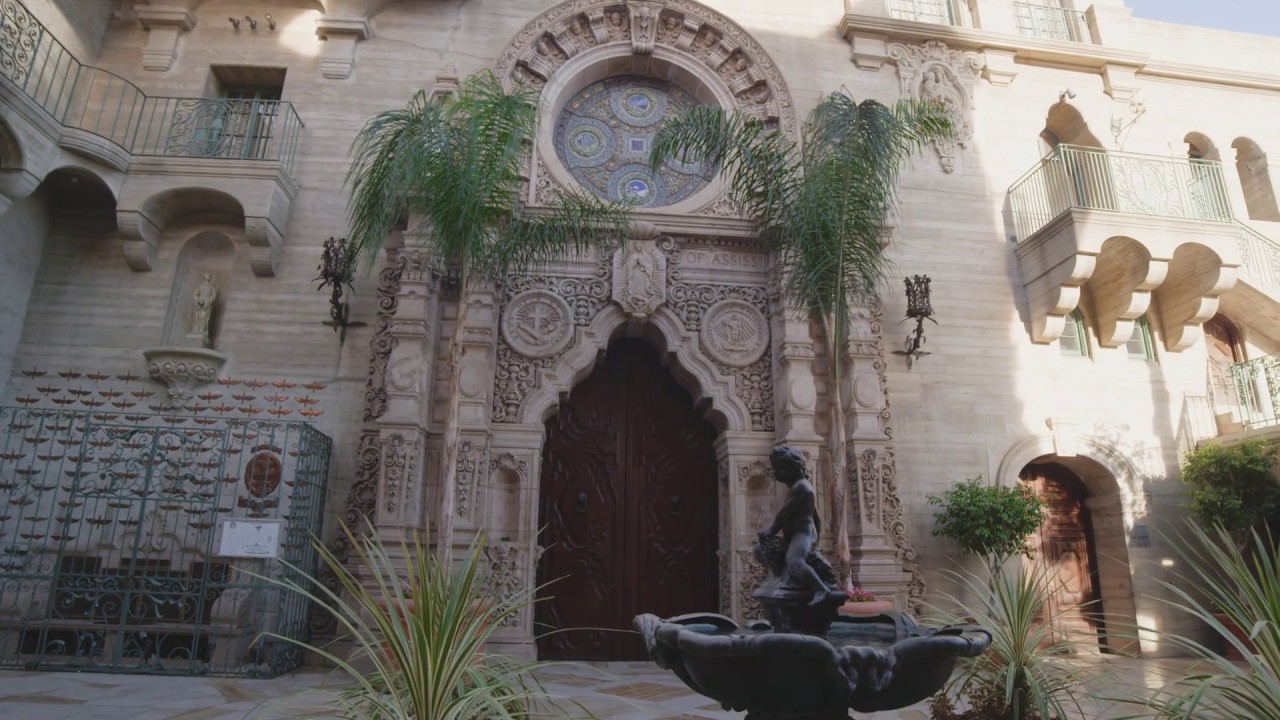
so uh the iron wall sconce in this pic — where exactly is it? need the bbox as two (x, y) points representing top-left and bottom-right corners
(315, 237), (366, 345)
(892, 274), (936, 368)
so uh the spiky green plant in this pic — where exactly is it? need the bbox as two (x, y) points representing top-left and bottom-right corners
(1105, 523), (1280, 719)
(345, 71), (630, 561)
(927, 563), (1098, 720)
(259, 525), (552, 720)
(650, 92), (952, 583)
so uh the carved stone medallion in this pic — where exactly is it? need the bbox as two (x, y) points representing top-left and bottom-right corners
(887, 40), (983, 174)
(501, 290), (574, 359)
(701, 298), (768, 367)
(612, 239), (667, 318)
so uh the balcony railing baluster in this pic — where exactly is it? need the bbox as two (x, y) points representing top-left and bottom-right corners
(1008, 144), (1236, 242)
(0, 0), (302, 175)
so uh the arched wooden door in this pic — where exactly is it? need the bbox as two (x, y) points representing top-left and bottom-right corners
(1204, 315), (1242, 411)
(536, 339), (720, 660)
(1022, 464), (1105, 645)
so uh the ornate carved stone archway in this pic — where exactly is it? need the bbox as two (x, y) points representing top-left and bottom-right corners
(494, 0), (798, 217)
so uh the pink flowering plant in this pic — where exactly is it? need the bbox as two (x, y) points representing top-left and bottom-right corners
(845, 584), (878, 602)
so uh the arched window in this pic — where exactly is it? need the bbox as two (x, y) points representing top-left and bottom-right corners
(1060, 308), (1089, 357)
(1125, 315), (1155, 361)
(1231, 137), (1280, 221)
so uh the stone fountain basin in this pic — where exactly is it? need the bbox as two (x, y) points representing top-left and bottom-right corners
(634, 611), (991, 716)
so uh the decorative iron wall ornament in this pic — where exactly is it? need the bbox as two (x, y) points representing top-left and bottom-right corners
(314, 237), (366, 345)
(892, 275), (936, 369)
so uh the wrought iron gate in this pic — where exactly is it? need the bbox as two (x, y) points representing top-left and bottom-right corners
(0, 408), (332, 677)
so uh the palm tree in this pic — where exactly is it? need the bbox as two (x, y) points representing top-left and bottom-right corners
(346, 70), (630, 562)
(651, 91), (952, 585)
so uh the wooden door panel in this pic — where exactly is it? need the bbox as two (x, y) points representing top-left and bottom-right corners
(1023, 464), (1104, 644)
(538, 340), (719, 660)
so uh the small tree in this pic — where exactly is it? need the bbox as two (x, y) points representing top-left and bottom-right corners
(1181, 439), (1280, 549)
(928, 477), (1046, 581)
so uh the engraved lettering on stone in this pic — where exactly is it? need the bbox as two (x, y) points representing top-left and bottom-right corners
(501, 290), (574, 359)
(701, 298), (769, 367)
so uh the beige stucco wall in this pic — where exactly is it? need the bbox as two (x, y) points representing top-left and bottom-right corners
(3, 0), (1280, 655)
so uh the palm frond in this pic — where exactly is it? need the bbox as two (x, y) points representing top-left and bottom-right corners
(490, 191), (632, 277)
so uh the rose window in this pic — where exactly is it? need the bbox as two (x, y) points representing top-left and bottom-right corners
(553, 76), (715, 208)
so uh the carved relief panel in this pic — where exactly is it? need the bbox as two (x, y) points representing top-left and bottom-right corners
(887, 41), (983, 174)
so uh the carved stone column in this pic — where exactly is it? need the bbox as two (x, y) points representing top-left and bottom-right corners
(717, 430), (777, 623)
(441, 283), (499, 551)
(482, 423), (545, 659)
(843, 300), (921, 611)
(375, 252), (439, 542)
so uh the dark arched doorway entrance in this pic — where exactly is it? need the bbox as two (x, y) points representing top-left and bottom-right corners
(1021, 463), (1106, 648)
(536, 338), (719, 660)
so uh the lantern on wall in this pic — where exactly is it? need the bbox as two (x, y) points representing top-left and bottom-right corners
(314, 237), (366, 345)
(892, 274), (936, 368)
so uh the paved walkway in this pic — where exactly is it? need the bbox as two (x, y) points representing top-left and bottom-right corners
(0, 656), (1200, 719)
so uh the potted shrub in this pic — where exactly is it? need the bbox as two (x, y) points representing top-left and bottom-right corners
(927, 477), (1047, 584)
(839, 584), (895, 616)
(1178, 439), (1280, 660)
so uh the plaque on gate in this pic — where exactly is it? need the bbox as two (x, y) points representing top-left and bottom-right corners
(218, 519), (282, 558)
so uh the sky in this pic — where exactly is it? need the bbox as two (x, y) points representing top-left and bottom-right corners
(1125, 0), (1280, 37)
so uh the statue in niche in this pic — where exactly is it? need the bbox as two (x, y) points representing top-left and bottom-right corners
(627, 252), (653, 300)
(190, 272), (217, 346)
(755, 446), (845, 610)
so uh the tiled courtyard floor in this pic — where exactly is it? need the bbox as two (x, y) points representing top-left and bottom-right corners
(0, 656), (1203, 719)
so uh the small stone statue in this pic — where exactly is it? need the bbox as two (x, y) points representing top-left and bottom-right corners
(754, 445), (846, 633)
(191, 272), (217, 344)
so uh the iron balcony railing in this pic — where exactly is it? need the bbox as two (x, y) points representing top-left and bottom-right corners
(888, 0), (971, 26)
(1012, 2), (1090, 42)
(1007, 145), (1234, 242)
(1237, 222), (1280, 291)
(1215, 354), (1280, 430)
(0, 0), (303, 176)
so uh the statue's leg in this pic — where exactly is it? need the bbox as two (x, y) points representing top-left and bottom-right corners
(785, 536), (830, 604)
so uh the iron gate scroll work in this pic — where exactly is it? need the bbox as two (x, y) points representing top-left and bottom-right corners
(0, 408), (332, 677)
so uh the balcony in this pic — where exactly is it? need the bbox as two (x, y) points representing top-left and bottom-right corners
(1008, 145), (1244, 350)
(887, 0), (971, 27)
(1012, 2), (1090, 43)
(0, 0), (304, 275)
(0, 2), (303, 174)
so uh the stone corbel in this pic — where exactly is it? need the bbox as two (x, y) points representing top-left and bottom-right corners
(0, 168), (39, 216)
(135, 5), (195, 72)
(428, 66), (460, 103)
(117, 209), (160, 271)
(244, 216), (282, 277)
(1102, 63), (1141, 103)
(315, 15), (372, 80)
(626, 2), (661, 55)
(1087, 251), (1167, 347)
(847, 32), (889, 71)
(981, 48), (1017, 87)
(1156, 262), (1238, 353)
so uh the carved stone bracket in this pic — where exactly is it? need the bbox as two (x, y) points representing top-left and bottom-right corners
(136, 6), (195, 72)
(888, 41), (983, 174)
(315, 15), (373, 80)
(142, 346), (227, 407)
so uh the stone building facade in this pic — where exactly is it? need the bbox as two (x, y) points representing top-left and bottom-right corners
(1, 0), (1279, 661)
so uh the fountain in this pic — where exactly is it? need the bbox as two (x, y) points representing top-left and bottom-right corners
(634, 446), (991, 719)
